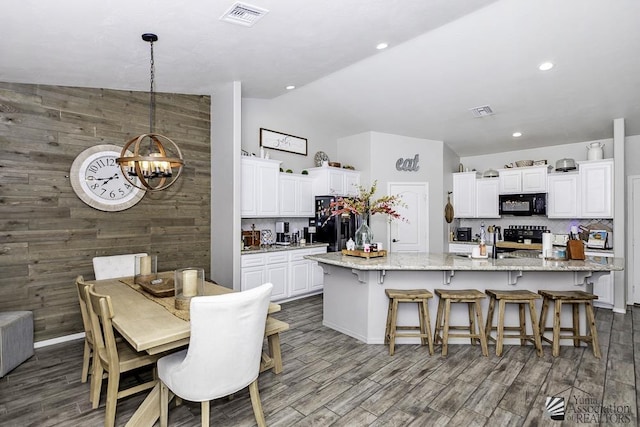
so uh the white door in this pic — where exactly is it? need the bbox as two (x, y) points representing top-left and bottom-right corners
(387, 182), (428, 253)
(630, 175), (640, 304)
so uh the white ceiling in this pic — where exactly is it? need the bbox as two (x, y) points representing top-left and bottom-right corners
(2, 0), (639, 156)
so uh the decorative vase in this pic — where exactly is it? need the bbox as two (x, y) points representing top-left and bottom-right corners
(355, 215), (373, 249)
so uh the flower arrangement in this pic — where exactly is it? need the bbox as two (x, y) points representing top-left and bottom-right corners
(328, 180), (407, 222)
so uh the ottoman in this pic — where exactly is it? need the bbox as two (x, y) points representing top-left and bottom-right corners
(0, 311), (34, 377)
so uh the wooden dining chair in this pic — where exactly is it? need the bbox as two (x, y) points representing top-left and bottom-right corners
(92, 252), (147, 280)
(158, 282), (273, 427)
(75, 276), (95, 386)
(86, 287), (162, 427)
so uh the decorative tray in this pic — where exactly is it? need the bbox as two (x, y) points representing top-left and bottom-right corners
(136, 271), (175, 297)
(341, 249), (387, 259)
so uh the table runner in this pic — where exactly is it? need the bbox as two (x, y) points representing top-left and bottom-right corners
(119, 271), (233, 321)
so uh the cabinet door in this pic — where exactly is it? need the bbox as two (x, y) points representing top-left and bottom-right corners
(593, 271), (614, 308)
(452, 173), (476, 218)
(257, 164), (279, 216)
(297, 177), (315, 216)
(579, 160), (613, 218)
(521, 166), (547, 193)
(476, 178), (500, 218)
(289, 260), (310, 296)
(278, 175), (297, 216)
(241, 161), (257, 216)
(328, 170), (345, 195)
(344, 171), (360, 196)
(241, 266), (265, 291)
(547, 173), (579, 218)
(265, 263), (288, 300)
(498, 169), (522, 194)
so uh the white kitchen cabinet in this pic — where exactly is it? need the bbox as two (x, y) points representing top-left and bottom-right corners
(279, 173), (314, 217)
(241, 157), (281, 217)
(452, 172), (477, 218)
(579, 159), (613, 219)
(452, 173), (498, 218)
(307, 167), (360, 196)
(547, 173), (579, 218)
(476, 178), (500, 218)
(240, 246), (327, 301)
(585, 251), (614, 308)
(498, 165), (548, 194)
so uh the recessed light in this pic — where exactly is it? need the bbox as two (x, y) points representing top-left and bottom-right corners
(376, 43), (388, 50)
(285, 85), (295, 90)
(538, 62), (554, 71)
(512, 132), (522, 138)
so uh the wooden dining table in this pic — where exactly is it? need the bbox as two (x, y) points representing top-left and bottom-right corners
(90, 274), (281, 427)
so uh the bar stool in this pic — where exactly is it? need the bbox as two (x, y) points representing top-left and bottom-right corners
(538, 290), (601, 359)
(384, 289), (434, 356)
(434, 289), (488, 357)
(485, 289), (543, 357)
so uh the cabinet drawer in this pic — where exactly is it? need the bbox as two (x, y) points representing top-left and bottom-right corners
(266, 253), (288, 264)
(289, 249), (310, 261)
(241, 254), (266, 267)
(307, 247), (327, 256)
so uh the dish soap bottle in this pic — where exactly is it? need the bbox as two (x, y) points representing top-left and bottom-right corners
(479, 222), (487, 257)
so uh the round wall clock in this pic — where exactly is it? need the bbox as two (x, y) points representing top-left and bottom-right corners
(70, 144), (145, 212)
(314, 151), (329, 167)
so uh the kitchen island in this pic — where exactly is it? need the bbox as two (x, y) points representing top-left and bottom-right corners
(304, 252), (624, 346)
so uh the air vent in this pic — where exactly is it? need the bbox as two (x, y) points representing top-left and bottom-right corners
(220, 2), (269, 27)
(469, 105), (494, 118)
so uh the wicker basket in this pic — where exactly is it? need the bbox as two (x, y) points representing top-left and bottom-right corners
(515, 160), (534, 167)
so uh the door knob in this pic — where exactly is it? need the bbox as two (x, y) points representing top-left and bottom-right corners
(392, 238), (399, 242)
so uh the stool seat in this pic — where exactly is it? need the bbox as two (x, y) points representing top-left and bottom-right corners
(485, 289), (543, 357)
(384, 289), (434, 356)
(434, 289), (488, 357)
(538, 290), (600, 358)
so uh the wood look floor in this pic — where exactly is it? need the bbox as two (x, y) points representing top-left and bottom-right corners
(1, 295), (638, 426)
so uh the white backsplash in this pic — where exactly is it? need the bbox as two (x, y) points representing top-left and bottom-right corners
(457, 218), (613, 240)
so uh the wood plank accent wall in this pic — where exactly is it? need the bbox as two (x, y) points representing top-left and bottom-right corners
(0, 82), (211, 342)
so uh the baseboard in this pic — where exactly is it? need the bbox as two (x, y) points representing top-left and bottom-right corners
(34, 332), (85, 349)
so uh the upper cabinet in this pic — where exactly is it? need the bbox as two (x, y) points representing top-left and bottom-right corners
(547, 159), (613, 219)
(452, 173), (500, 219)
(241, 157), (281, 218)
(307, 167), (360, 197)
(279, 173), (314, 217)
(497, 165), (548, 194)
(578, 159), (613, 218)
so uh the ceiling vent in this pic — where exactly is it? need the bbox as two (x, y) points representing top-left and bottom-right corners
(469, 105), (494, 118)
(220, 2), (269, 27)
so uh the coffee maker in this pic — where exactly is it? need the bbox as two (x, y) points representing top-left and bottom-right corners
(275, 221), (290, 245)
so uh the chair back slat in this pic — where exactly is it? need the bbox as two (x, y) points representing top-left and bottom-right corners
(87, 288), (119, 369)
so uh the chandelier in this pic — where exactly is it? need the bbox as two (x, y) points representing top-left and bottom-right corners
(116, 33), (184, 191)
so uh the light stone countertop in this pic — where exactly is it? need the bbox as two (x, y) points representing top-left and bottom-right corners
(242, 242), (329, 255)
(304, 252), (624, 272)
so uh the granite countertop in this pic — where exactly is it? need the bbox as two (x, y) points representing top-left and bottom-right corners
(242, 242), (329, 255)
(304, 252), (624, 272)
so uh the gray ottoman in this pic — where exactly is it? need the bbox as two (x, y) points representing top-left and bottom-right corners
(0, 311), (34, 377)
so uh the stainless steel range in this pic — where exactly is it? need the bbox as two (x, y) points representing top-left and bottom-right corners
(502, 225), (548, 244)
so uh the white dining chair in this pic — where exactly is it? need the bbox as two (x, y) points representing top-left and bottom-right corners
(92, 253), (147, 280)
(158, 283), (273, 427)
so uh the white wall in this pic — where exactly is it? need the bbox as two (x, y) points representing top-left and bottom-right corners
(241, 98), (345, 173)
(338, 131), (446, 252)
(460, 138), (615, 173)
(626, 135), (640, 175)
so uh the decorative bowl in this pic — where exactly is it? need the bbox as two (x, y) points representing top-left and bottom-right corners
(515, 160), (534, 167)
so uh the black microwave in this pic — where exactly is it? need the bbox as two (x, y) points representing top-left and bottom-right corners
(499, 193), (547, 216)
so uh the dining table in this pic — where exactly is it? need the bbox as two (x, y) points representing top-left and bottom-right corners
(90, 272), (281, 427)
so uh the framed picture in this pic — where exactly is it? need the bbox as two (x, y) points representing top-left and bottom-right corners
(260, 128), (307, 156)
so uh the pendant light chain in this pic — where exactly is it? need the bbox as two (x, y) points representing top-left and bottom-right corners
(149, 39), (156, 135)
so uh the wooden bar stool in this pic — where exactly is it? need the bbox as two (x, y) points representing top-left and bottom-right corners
(434, 289), (488, 357)
(485, 289), (543, 357)
(538, 290), (601, 359)
(384, 289), (434, 356)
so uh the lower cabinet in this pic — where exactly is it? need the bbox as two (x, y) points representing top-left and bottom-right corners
(592, 271), (614, 309)
(241, 246), (327, 301)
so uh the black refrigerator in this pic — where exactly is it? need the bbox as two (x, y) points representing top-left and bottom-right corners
(313, 195), (356, 252)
